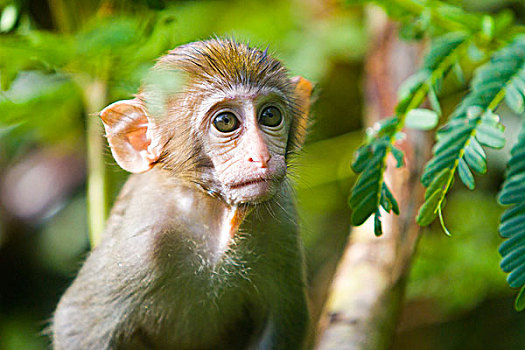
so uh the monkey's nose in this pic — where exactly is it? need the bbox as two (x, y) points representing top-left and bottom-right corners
(247, 153), (271, 168)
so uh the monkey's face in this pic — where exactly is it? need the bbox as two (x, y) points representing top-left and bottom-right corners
(99, 40), (312, 207)
(200, 90), (290, 204)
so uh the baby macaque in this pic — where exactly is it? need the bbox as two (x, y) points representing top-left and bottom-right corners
(52, 38), (312, 350)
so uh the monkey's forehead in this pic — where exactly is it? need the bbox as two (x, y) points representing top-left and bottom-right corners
(143, 85), (290, 121)
(194, 83), (289, 101)
(140, 68), (294, 116)
(195, 85), (290, 109)
(143, 67), (292, 96)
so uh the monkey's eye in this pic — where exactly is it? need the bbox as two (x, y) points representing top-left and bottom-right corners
(213, 112), (240, 133)
(259, 106), (282, 127)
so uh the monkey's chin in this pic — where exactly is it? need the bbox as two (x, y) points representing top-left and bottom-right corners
(227, 180), (277, 205)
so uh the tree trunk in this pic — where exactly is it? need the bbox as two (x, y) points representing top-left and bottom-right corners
(316, 8), (431, 349)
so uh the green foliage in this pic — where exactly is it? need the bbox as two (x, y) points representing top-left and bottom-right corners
(434, 35), (525, 304)
(0, 12), (179, 91)
(373, 0), (523, 40)
(350, 0), (525, 310)
(0, 4), (183, 245)
(405, 108), (439, 130)
(0, 72), (83, 146)
(350, 31), (470, 235)
(516, 287), (525, 312)
(499, 125), (525, 308)
(349, 116), (402, 236)
(0, 9), (181, 152)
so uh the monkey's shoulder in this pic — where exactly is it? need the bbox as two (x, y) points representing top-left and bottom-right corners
(63, 171), (305, 349)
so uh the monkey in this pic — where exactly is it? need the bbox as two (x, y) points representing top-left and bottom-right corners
(51, 38), (312, 350)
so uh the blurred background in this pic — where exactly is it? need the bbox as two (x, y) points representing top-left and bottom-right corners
(1, 0), (525, 349)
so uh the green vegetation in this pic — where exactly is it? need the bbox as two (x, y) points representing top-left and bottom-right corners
(1, 0), (525, 348)
(350, 0), (525, 310)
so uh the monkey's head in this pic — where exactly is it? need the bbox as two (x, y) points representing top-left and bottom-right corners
(100, 39), (312, 205)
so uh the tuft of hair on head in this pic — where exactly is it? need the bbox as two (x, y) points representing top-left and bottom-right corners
(155, 38), (293, 96)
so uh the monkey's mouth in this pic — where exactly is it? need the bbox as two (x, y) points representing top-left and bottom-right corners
(226, 177), (277, 204)
(229, 178), (269, 189)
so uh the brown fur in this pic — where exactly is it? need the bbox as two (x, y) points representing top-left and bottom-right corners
(52, 39), (312, 350)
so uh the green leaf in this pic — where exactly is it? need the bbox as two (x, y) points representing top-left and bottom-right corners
(507, 154), (525, 181)
(457, 158), (475, 190)
(463, 137), (487, 174)
(351, 191), (377, 226)
(476, 122), (505, 149)
(508, 265), (525, 288)
(417, 189), (444, 226)
(374, 211), (383, 237)
(352, 146), (372, 173)
(391, 146), (404, 168)
(435, 4), (479, 29)
(381, 183), (399, 215)
(499, 230), (525, 255)
(349, 30), (483, 238)
(500, 219), (525, 238)
(434, 124), (474, 154)
(501, 172), (525, 191)
(505, 83), (525, 114)
(499, 172), (525, 204)
(472, 63), (518, 90)
(423, 32), (467, 70)
(501, 202), (525, 222)
(398, 69), (430, 102)
(425, 168), (452, 201)
(428, 85), (442, 116)
(405, 108), (439, 130)
(501, 246), (525, 272)
(352, 142), (387, 173)
(500, 186), (525, 206)
(380, 191), (392, 213)
(516, 287), (525, 312)
(470, 82), (503, 104)
(376, 117), (399, 136)
(421, 153), (457, 187)
(349, 166), (381, 208)
(499, 123), (525, 306)
(438, 206), (451, 236)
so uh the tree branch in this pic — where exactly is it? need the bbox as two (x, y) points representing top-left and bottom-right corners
(316, 9), (431, 349)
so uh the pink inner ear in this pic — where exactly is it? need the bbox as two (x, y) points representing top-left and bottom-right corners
(126, 122), (151, 152)
(100, 99), (160, 173)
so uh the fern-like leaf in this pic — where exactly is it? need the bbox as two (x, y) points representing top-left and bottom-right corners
(350, 32), (470, 235)
(349, 119), (400, 236)
(417, 35), (525, 227)
(499, 124), (525, 311)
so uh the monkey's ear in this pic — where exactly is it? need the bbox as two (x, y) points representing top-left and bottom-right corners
(100, 100), (160, 173)
(289, 76), (313, 151)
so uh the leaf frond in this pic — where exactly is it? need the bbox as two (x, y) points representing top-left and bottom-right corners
(417, 35), (525, 227)
(350, 32), (471, 233)
(499, 125), (525, 309)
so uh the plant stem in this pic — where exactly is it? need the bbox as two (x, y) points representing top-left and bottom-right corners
(83, 79), (108, 247)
